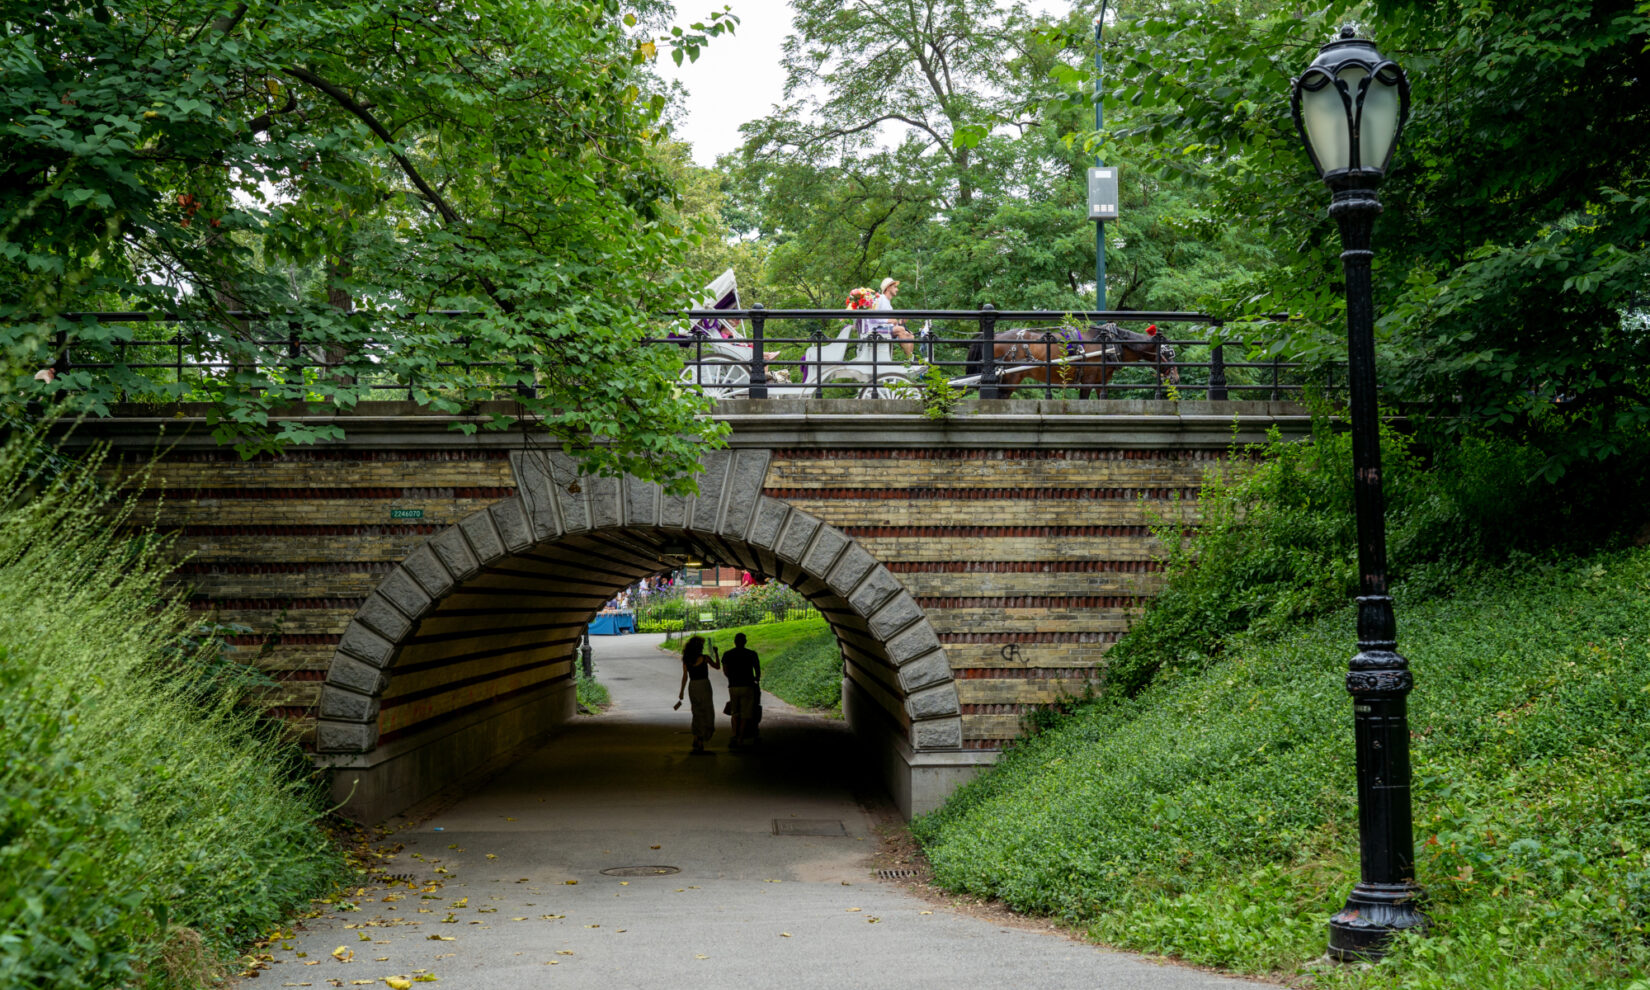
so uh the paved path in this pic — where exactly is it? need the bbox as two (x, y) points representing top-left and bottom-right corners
(258, 633), (1265, 989)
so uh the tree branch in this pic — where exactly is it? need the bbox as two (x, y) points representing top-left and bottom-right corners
(281, 63), (513, 313)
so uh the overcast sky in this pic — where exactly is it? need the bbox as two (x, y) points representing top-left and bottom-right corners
(658, 2), (1074, 166)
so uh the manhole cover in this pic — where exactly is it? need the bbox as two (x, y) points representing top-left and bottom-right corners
(772, 819), (847, 837)
(599, 865), (682, 877)
(877, 868), (919, 880)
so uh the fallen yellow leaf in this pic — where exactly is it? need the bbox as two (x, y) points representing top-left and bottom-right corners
(385, 979), (413, 990)
(557, 950), (574, 956)
(846, 907), (861, 913)
(919, 910), (933, 915)
(867, 917), (881, 924)
(332, 946), (354, 962)
(426, 935), (454, 942)
(485, 854), (497, 860)
(564, 880), (578, 885)
(510, 917), (527, 922)
(779, 932), (792, 938)
(650, 845), (661, 850)
(695, 954), (708, 960)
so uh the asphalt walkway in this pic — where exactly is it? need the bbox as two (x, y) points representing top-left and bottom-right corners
(256, 633), (1266, 989)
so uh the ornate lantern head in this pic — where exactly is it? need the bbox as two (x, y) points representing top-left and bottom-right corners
(1291, 26), (1410, 189)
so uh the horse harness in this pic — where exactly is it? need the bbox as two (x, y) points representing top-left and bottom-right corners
(1001, 325), (1124, 365)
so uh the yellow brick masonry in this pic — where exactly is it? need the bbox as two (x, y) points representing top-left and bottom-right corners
(764, 448), (1212, 745)
(124, 442), (1216, 752)
(103, 458), (514, 490)
(764, 453), (1231, 490)
(146, 496), (511, 529)
(776, 497), (1202, 529)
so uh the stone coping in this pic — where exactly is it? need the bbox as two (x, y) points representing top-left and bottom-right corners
(57, 398), (1313, 450)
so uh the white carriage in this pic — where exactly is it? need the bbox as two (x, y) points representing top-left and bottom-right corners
(676, 270), (931, 399)
(800, 323), (928, 398)
(676, 268), (755, 399)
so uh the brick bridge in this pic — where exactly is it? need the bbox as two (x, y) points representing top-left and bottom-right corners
(83, 398), (1308, 820)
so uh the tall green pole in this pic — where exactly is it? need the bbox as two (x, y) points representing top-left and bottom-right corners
(1094, 6), (1107, 310)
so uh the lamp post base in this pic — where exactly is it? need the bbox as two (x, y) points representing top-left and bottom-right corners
(1328, 880), (1429, 961)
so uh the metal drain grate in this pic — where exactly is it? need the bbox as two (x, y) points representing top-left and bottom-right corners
(877, 868), (919, 880)
(599, 865), (682, 877)
(772, 819), (847, 837)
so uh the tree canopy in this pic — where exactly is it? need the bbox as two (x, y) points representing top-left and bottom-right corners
(1097, 0), (1650, 474)
(2, 0), (733, 488)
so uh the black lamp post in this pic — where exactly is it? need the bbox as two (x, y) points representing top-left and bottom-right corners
(1290, 26), (1428, 961)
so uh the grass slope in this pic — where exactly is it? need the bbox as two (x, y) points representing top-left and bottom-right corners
(0, 439), (341, 988)
(913, 549), (1650, 989)
(661, 617), (843, 714)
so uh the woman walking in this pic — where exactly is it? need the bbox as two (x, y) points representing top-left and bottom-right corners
(675, 635), (721, 754)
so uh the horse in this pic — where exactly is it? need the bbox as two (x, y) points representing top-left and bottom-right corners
(963, 322), (1179, 397)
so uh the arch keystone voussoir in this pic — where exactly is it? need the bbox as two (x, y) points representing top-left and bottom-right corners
(315, 719), (375, 754)
(774, 512), (821, 563)
(912, 717), (964, 750)
(318, 684), (379, 723)
(897, 651), (953, 692)
(355, 591), (414, 641)
(488, 496), (533, 552)
(458, 507), (506, 563)
(687, 450), (733, 532)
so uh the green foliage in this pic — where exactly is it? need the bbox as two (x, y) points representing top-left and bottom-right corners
(913, 549), (1650, 988)
(1107, 413), (1650, 695)
(0, 430), (340, 987)
(723, 2), (1270, 316)
(663, 617), (843, 714)
(1095, 0), (1650, 476)
(637, 582), (818, 632)
(575, 670), (611, 712)
(2, 0), (734, 489)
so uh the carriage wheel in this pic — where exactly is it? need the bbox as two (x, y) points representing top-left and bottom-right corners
(856, 375), (915, 400)
(679, 358), (751, 399)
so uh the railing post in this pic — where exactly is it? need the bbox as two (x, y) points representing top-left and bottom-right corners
(1154, 330), (1167, 400)
(53, 329), (69, 379)
(1271, 355), (1281, 401)
(1208, 323), (1228, 401)
(978, 304), (999, 399)
(809, 329), (826, 399)
(749, 303), (768, 399)
(580, 628), (594, 680)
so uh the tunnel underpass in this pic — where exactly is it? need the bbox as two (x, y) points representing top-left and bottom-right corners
(315, 449), (985, 821)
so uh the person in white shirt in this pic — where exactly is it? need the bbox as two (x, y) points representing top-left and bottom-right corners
(870, 277), (914, 359)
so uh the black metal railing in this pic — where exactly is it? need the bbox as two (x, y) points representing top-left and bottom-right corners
(668, 307), (1337, 401)
(11, 308), (1342, 404)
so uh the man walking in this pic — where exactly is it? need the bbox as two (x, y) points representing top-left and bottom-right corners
(721, 632), (762, 749)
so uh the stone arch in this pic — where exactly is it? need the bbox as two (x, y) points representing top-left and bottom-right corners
(314, 448), (963, 818)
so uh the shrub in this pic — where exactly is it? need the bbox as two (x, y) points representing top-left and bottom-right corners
(1107, 411), (1650, 696)
(0, 429), (340, 988)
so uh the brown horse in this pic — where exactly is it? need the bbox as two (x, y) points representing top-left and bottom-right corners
(964, 322), (1179, 397)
